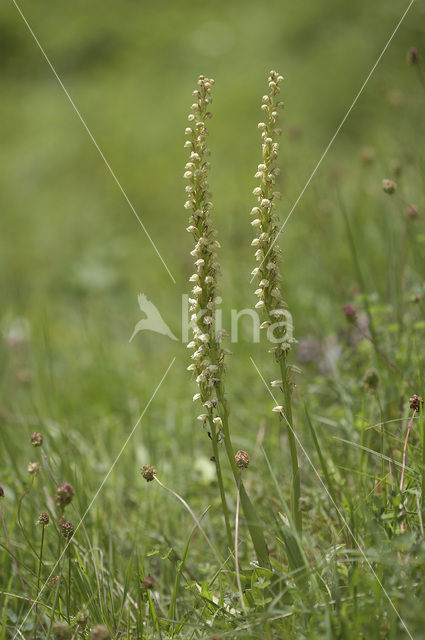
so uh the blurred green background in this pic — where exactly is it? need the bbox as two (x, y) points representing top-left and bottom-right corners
(1, 0), (424, 496)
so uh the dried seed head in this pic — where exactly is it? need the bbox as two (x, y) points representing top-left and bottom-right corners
(141, 464), (156, 482)
(409, 394), (423, 412)
(89, 625), (111, 640)
(407, 47), (420, 65)
(382, 179), (397, 195)
(27, 461), (41, 477)
(343, 304), (357, 324)
(52, 622), (72, 640)
(31, 432), (43, 447)
(55, 482), (75, 508)
(60, 520), (74, 540)
(49, 576), (59, 587)
(235, 450), (250, 469)
(363, 368), (379, 392)
(0, 486), (4, 498)
(141, 575), (156, 590)
(37, 512), (50, 526)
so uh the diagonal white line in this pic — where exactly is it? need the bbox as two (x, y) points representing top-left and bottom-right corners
(251, 0), (415, 283)
(11, 0), (176, 285)
(249, 356), (414, 640)
(13, 357), (176, 639)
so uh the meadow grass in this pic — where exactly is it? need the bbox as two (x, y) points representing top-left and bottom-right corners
(1, 1), (425, 638)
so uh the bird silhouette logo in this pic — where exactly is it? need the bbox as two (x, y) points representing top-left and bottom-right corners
(129, 294), (178, 342)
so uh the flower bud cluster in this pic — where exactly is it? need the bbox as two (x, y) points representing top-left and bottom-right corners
(141, 464), (156, 482)
(27, 461), (41, 476)
(37, 512), (50, 526)
(184, 76), (226, 415)
(409, 394), (423, 412)
(55, 482), (75, 509)
(60, 520), (75, 540)
(382, 178), (397, 195)
(235, 449), (250, 468)
(31, 432), (43, 447)
(251, 71), (294, 355)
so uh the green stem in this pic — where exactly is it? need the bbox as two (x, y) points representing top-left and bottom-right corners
(235, 471), (246, 613)
(377, 393), (387, 509)
(399, 216), (408, 333)
(47, 536), (63, 638)
(17, 478), (41, 561)
(359, 399), (366, 493)
(216, 384), (270, 568)
(421, 402), (425, 515)
(34, 525), (45, 640)
(67, 546), (72, 622)
(208, 417), (233, 551)
(278, 356), (301, 535)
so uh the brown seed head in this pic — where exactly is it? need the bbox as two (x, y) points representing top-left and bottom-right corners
(141, 464), (156, 482)
(60, 520), (75, 540)
(31, 432), (43, 447)
(27, 461), (41, 477)
(0, 486), (4, 498)
(235, 450), (250, 469)
(409, 394), (423, 412)
(37, 512), (50, 526)
(382, 179), (397, 195)
(55, 482), (75, 508)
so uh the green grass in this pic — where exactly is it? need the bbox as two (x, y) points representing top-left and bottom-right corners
(1, 0), (425, 637)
